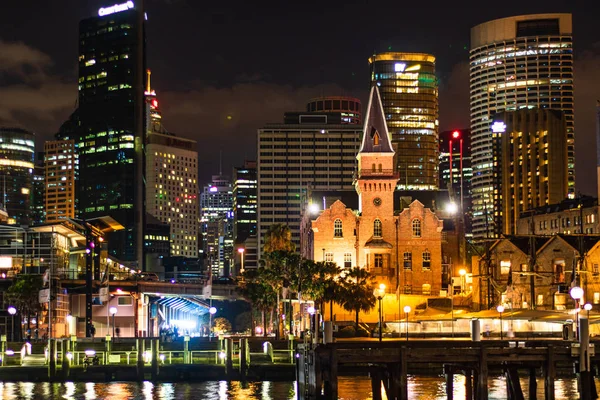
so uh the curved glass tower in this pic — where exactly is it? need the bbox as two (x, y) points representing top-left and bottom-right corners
(469, 14), (574, 238)
(369, 53), (439, 190)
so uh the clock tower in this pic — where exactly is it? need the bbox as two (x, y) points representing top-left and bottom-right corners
(355, 85), (398, 217)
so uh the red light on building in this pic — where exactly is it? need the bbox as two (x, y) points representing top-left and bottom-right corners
(151, 99), (158, 109)
(452, 130), (460, 139)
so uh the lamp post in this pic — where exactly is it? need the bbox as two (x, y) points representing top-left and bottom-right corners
(570, 286), (584, 340)
(497, 305), (505, 340)
(238, 248), (245, 276)
(375, 284), (386, 342)
(403, 305), (411, 341)
(66, 314), (73, 337)
(209, 306), (217, 341)
(7, 306), (16, 342)
(584, 303), (592, 320)
(109, 307), (117, 337)
(459, 269), (467, 294)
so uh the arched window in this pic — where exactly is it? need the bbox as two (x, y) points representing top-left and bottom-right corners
(374, 219), (382, 238)
(372, 164), (376, 172)
(412, 219), (421, 237)
(378, 163), (382, 172)
(334, 219), (343, 238)
(373, 131), (380, 145)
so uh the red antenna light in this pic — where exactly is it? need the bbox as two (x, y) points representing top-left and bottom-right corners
(452, 130), (460, 139)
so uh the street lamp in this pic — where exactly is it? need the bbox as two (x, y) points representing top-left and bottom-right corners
(7, 306), (16, 342)
(109, 307), (117, 337)
(584, 303), (593, 320)
(403, 305), (411, 341)
(375, 284), (386, 342)
(209, 306), (217, 341)
(459, 269), (467, 294)
(571, 286), (584, 340)
(238, 248), (245, 276)
(497, 305), (505, 340)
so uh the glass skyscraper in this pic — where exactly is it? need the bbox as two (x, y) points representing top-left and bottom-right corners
(369, 53), (439, 190)
(470, 13), (574, 238)
(69, 2), (146, 262)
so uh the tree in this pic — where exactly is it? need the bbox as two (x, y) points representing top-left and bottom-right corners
(263, 224), (296, 253)
(338, 267), (376, 332)
(299, 260), (341, 317)
(5, 274), (43, 332)
(212, 317), (232, 334)
(237, 268), (277, 336)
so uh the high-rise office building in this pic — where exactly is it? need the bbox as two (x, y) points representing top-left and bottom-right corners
(201, 176), (234, 277)
(492, 109), (568, 236)
(233, 161), (258, 273)
(146, 132), (198, 258)
(0, 128), (35, 225)
(32, 158), (45, 225)
(72, 1), (146, 262)
(257, 106), (362, 256)
(439, 129), (473, 230)
(369, 53), (439, 190)
(470, 13), (574, 238)
(306, 97), (362, 124)
(44, 140), (76, 223)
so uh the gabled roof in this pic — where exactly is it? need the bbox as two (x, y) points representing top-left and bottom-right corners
(556, 234), (600, 254)
(358, 85), (394, 154)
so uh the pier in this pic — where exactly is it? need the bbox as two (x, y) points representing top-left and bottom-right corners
(296, 339), (600, 400)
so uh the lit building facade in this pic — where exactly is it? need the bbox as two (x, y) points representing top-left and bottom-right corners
(146, 132), (198, 258)
(470, 13), (574, 238)
(369, 53), (439, 190)
(493, 109), (568, 236)
(257, 111), (362, 257)
(233, 161), (258, 271)
(517, 196), (599, 236)
(201, 176), (234, 277)
(0, 127), (35, 225)
(44, 140), (76, 223)
(439, 129), (472, 228)
(32, 155), (45, 225)
(73, 2), (146, 262)
(302, 86), (444, 294)
(306, 97), (362, 124)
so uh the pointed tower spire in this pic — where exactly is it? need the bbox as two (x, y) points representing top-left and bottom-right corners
(146, 69), (151, 93)
(359, 84), (394, 154)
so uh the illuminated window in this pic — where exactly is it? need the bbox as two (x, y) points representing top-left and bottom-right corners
(554, 259), (565, 283)
(334, 219), (343, 238)
(499, 260), (511, 275)
(412, 219), (421, 237)
(374, 254), (383, 269)
(344, 253), (352, 268)
(422, 283), (431, 295)
(374, 219), (382, 237)
(422, 251), (431, 270)
(325, 252), (333, 262)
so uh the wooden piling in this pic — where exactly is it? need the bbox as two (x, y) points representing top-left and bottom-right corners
(399, 347), (408, 400)
(529, 367), (537, 400)
(323, 347), (338, 399)
(478, 347), (488, 400)
(371, 368), (382, 400)
(465, 368), (473, 400)
(444, 365), (454, 400)
(544, 345), (555, 400)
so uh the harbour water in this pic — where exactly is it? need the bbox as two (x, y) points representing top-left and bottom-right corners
(0, 376), (590, 399)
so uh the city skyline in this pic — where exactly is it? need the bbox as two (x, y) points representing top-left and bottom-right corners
(1, 2), (599, 194)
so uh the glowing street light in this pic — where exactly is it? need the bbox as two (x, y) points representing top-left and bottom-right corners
(375, 284), (386, 342)
(584, 303), (593, 319)
(571, 286), (584, 340)
(497, 305), (505, 340)
(109, 307), (117, 337)
(403, 305), (411, 341)
(209, 306), (217, 341)
(7, 306), (16, 342)
(238, 248), (245, 275)
(459, 269), (467, 294)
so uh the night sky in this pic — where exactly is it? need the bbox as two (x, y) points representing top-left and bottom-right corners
(1, 1), (599, 194)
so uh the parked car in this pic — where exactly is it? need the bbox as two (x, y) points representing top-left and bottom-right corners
(137, 272), (159, 281)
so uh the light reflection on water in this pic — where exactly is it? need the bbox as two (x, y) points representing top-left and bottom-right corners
(0, 376), (592, 399)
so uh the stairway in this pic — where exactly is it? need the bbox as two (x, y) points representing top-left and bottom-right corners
(21, 354), (46, 366)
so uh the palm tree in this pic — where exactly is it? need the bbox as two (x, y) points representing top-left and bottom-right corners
(299, 260), (341, 317)
(263, 224), (296, 253)
(338, 267), (376, 332)
(260, 251), (298, 337)
(237, 269), (277, 336)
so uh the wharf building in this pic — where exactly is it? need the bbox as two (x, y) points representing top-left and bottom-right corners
(201, 175), (234, 277)
(301, 86), (444, 295)
(257, 99), (362, 257)
(64, 1), (147, 263)
(0, 127), (35, 225)
(369, 53), (439, 191)
(470, 13), (574, 238)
